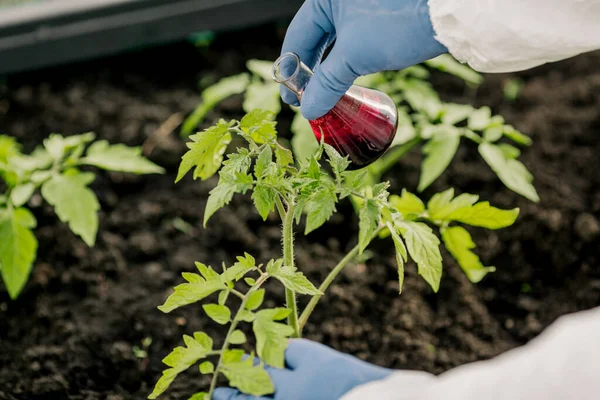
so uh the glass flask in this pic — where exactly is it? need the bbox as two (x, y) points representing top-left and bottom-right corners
(272, 52), (398, 169)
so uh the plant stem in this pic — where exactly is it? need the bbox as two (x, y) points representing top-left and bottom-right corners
(367, 137), (422, 181)
(275, 196), (286, 222)
(282, 201), (300, 338)
(208, 274), (269, 396)
(299, 226), (384, 329)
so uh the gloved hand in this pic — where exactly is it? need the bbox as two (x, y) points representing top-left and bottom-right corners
(213, 338), (394, 400)
(279, 0), (447, 120)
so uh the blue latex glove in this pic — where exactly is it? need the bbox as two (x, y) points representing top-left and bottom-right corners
(213, 338), (393, 400)
(280, 0), (447, 120)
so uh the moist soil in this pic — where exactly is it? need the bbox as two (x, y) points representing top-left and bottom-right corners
(1, 24), (599, 400)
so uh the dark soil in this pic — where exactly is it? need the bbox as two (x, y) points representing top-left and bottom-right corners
(1, 23), (599, 400)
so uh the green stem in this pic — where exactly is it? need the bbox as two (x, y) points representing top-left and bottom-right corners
(275, 196), (286, 222)
(208, 274), (269, 396)
(367, 137), (422, 181)
(299, 226), (384, 329)
(282, 201), (300, 338)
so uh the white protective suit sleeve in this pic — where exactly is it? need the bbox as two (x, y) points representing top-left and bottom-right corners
(341, 305), (600, 400)
(427, 0), (600, 72)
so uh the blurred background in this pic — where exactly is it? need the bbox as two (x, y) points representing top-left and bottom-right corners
(0, 1), (599, 399)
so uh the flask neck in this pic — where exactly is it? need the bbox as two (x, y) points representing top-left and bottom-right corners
(272, 52), (312, 101)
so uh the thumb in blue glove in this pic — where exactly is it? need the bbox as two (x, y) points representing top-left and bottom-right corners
(279, 0), (447, 120)
(212, 338), (393, 400)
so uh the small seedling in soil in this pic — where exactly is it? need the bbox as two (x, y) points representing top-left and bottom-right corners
(150, 109), (523, 399)
(0, 132), (164, 299)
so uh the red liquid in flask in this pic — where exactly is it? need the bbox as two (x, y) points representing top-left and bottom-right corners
(272, 52), (398, 169)
(309, 86), (398, 169)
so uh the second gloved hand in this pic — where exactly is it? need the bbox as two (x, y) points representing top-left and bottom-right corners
(212, 338), (394, 400)
(280, 0), (447, 120)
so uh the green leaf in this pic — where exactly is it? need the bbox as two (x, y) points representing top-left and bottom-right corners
(274, 145), (294, 169)
(246, 289), (265, 311)
(10, 183), (35, 207)
(498, 143), (521, 159)
(246, 59), (275, 81)
(222, 148), (252, 175)
(503, 78), (524, 102)
(389, 225), (408, 293)
(446, 201), (519, 229)
(266, 260), (321, 295)
(427, 189), (479, 220)
(339, 169), (369, 198)
(252, 184), (277, 221)
(204, 170), (253, 226)
(43, 132), (96, 161)
(503, 125), (532, 146)
(304, 186), (337, 235)
(181, 73), (250, 135)
(478, 142), (539, 202)
(243, 81), (281, 115)
(252, 308), (295, 368)
(41, 171), (100, 246)
(425, 54), (483, 86)
(358, 199), (380, 254)
(203, 304), (231, 325)
(389, 189), (425, 217)
(254, 146), (273, 178)
(290, 111), (318, 163)
(218, 290), (229, 306)
(222, 253), (256, 283)
(188, 392), (208, 400)
(176, 120), (232, 182)
(0, 207), (38, 299)
(397, 221), (443, 292)
(323, 143), (351, 178)
(148, 333), (213, 399)
(468, 107), (492, 131)
(402, 79), (441, 119)
(199, 361), (214, 374)
(391, 108), (417, 145)
(238, 310), (255, 323)
(244, 277), (256, 286)
(240, 110), (277, 144)
(418, 128), (460, 192)
(441, 103), (474, 126)
(80, 140), (165, 174)
(229, 330), (247, 345)
(0, 135), (21, 164)
(442, 226), (495, 283)
(221, 352), (274, 396)
(158, 264), (226, 313)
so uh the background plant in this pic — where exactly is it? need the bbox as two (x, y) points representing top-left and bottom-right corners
(0, 132), (164, 299)
(150, 109), (523, 399)
(180, 55), (539, 205)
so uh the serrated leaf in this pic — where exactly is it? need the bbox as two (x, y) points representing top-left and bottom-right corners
(252, 184), (277, 221)
(158, 267), (225, 313)
(10, 183), (35, 207)
(267, 261), (321, 295)
(221, 354), (274, 396)
(418, 128), (460, 192)
(181, 73), (250, 135)
(204, 170), (253, 226)
(246, 289), (265, 311)
(442, 226), (495, 283)
(468, 107), (492, 130)
(427, 190), (479, 220)
(243, 81), (281, 115)
(339, 169), (369, 198)
(80, 140), (164, 174)
(358, 200), (380, 254)
(148, 333), (213, 399)
(253, 308), (294, 368)
(199, 361), (214, 375)
(478, 142), (539, 202)
(240, 110), (277, 144)
(222, 253), (255, 283)
(291, 111), (318, 163)
(274, 145), (294, 168)
(0, 207), (37, 299)
(397, 221), (443, 292)
(254, 146), (272, 178)
(441, 103), (474, 126)
(323, 143), (350, 178)
(446, 201), (519, 229)
(389, 189), (425, 217)
(304, 187), (336, 235)
(203, 304), (231, 325)
(222, 148), (252, 175)
(230, 330), (247, 345)
(41, 171), (100, 246)
(389, 225), (408, 293)
(176, 120), (232, 182)
(43, 132), (96, 161)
